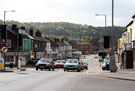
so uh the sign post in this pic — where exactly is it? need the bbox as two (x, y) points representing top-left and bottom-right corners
(1, 46), (8, 54)
(1, 46), (8, 71)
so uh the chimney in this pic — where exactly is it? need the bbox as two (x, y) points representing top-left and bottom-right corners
(12, 24), (17, 32)
(21, 26), (25, 30)
(35, 31), (41, 37)
(29, 27), (33, 36)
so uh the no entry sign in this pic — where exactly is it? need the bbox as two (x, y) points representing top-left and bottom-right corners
(1, 46), (8, 54)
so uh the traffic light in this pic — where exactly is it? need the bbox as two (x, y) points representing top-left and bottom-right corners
(18, 34), (22, 46)
(1, 25), (7, 44)
(104, 36), (110, 48)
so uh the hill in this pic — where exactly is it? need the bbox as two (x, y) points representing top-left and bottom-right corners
(0, 20), (125, 41)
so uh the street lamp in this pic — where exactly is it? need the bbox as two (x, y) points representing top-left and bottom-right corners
(95, 14), (107, 50)
(4, 10), (16, 24)
(3, 10), (15, 71)
(95, 14), (107, 28)
(95, 14), (107, 67)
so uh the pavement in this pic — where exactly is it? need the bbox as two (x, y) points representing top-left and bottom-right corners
(87, 67), (135, 81)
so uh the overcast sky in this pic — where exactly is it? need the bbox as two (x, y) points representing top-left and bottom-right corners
(0, 0), (135, 27)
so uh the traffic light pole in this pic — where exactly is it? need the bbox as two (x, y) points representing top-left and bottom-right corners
(110, 0), (117, 72)
(16, 30), (19, 69)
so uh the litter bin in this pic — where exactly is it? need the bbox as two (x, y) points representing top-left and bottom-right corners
(10, 63), (13, 68)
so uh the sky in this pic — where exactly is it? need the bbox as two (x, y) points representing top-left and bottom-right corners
(0, 0), (135, 27)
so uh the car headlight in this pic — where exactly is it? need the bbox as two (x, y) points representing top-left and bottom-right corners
(36, 63), (39, 66)
(64, 65), (68, 67)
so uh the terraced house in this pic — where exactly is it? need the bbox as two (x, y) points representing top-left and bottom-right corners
(118, 14), (135, 69)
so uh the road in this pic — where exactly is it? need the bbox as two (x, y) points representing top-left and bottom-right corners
(0, 54), (135, 91)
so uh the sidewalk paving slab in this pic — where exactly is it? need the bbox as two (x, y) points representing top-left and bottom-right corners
(88, 67), (135, 81)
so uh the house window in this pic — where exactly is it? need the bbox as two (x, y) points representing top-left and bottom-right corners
(7, 39), (11, 48)
(130, 29), (132, 42)
(128, 33), (130, 43)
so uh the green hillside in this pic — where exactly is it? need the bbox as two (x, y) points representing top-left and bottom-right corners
(0, 20), (125, 41)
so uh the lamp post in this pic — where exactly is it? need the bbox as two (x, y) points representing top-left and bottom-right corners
(95, 14), (107, 50)
(95, 14), (107, 67)
(95, 14), (107, 28)
(3, 10), (15, 71)
(4, 10), (15, 24)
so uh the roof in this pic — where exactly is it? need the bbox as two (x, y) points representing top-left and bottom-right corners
(132, 14), (135, 18)
(76, 42), (91, 45)
(126, 21), (133, 28)
(7, 26), (16, 35)
(26, 33), (34, 39)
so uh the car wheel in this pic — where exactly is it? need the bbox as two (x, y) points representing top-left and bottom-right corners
(40, 68), (43, 71)
(67, 69), (69, 72)
(64, 69), (66, 71)
(86, 67), (88, 70)
(77, 69), (80, 72)
(49, 68), (51, 71)
(102, 68), (105, 70)
(52, 68), (54, 71)
(36, 67), (38, 71)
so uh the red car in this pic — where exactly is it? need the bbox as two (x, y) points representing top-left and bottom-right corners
(54, 60), (65, 69)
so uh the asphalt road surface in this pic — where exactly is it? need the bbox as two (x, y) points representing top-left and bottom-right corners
(0, 54), (135, 91)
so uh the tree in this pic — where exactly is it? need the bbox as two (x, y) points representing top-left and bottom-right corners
(82, 36), (90, 42)
(60, 35), (68, 41)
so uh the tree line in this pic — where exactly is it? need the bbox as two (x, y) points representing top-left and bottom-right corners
(0, 20), (125, 42)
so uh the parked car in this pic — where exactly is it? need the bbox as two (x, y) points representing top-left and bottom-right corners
(102, 58), (110, 70)
(64, 59), (81, 72)
(54, 60), (65, 69)
(80, 60), (84, 70)
(83, 62), (88, 70)
(35, 58), (55, 71)
(94, 56), (98, 58)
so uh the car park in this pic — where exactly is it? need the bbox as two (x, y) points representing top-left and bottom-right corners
(64, 59), (81, 72)
(54, 60), (65, 69)
(35, 58), (55, 71)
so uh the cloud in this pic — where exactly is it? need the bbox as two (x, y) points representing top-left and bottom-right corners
(0, 0), (134, 26)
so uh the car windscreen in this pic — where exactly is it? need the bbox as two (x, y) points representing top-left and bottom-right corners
(67, 59), (77, 63)
(40, 58), (50, 63)
(56, 60), (64, 63)
(104, 59), (110, 63)
(83, 62), (87, 65)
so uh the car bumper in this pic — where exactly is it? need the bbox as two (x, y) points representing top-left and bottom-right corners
(64, 66), (78, 70)
(36, 65), (50, 69)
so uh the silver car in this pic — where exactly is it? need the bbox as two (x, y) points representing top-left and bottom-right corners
(83, 62), (88, 70)
(36, 58), (55, 71)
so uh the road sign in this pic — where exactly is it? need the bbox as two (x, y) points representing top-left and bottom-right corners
(23, 39), (31, 51)
(1, 46), (8, 54)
